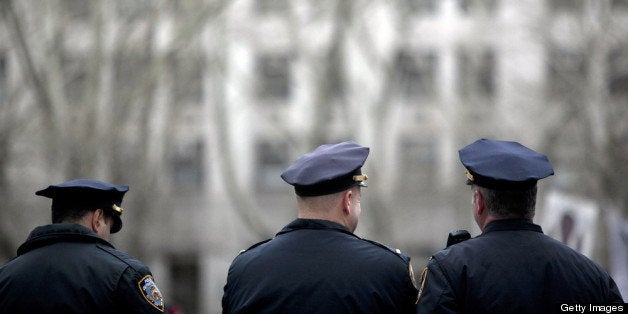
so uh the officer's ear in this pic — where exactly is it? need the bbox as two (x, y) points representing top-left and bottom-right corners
(342, 190), (352, 215)
(473, 189), (485, 215)
(91, 209), (106, 232)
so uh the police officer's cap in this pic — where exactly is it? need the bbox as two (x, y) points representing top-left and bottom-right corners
(281, 141), (369, 196)
(36, 179), (129, 233)
(459, 138), (554, 190)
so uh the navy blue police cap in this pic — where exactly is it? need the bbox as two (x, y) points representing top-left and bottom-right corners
(281, 141), (369, 196)
(36, 179), (129, 233)
(459, 138), (554, 190)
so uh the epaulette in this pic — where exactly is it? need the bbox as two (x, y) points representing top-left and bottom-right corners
(96, 244), (148, 273)
(362, 239), (411, 263)
(363, 239), (418, 289)
(237, 238), (273, 255)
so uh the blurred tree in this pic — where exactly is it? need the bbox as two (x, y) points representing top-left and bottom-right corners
(1, 1), (626, 309)
(539, 0), (628, 266)
(0, 0), (221, 259)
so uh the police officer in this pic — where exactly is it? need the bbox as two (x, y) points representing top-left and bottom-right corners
(0, 179), (165, 313)
(416, 139), (624, 313)
(222, 141), (418, 313)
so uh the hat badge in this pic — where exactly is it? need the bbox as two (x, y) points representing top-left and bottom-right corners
(353, 174), (368, 182)
(465, 169), (474, 182)
(112, 204), (124, 214)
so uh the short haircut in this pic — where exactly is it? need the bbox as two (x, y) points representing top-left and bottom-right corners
(475, 185), (537, 219)
(52, 207), (91, 224)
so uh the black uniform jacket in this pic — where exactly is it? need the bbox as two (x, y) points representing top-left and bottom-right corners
(416, 219), (624, 313)
(0, 223), (164, 314)
(222, 218), (418, 313)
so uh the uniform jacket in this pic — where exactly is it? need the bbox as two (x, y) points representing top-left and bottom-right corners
(416, 219), (624, 313)
(0, 223), (164, 314)
(222, 218), (418, 313)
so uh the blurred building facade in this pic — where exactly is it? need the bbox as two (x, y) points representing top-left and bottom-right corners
(1, 0), (627, 312)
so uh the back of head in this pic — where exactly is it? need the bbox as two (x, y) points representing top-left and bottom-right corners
(36, 179), (129, 233)
(296, 188), (353, 214)
(281, 142), (369, 229)
(281, 141), (369, 197)
(459, 138), (554, 218)
(474, 185), (537, 219)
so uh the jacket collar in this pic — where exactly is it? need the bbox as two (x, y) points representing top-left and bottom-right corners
(17, 223), (113, 256)
(276, 218), (355, 237)
(483, 219), (543, 234)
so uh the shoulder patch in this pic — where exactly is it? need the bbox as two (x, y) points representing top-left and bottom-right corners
(138, 275), (164, 312)
(415, 257), (432, 304)
(408, 262), (418, 289)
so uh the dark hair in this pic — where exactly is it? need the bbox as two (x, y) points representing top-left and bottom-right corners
(476, 185), (537, 219)
(51, 207), (91, 224)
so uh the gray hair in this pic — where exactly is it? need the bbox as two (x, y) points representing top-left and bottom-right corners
(475, 185), (537, 219)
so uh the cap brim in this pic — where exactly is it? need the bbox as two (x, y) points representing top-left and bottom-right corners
(111, 217), (122, 233)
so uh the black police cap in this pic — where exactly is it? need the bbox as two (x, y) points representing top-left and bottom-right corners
(281, 141), (369, 196)
(36, 179), (129, 233)
(459, 138), (554, 190)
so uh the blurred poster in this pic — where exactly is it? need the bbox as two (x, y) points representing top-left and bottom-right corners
(541, 191), (628, 301)
(541, 191), (597, 257)
(607, 209), (628, 302)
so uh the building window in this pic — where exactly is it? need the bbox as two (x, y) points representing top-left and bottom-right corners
(173, 55), (203, 107)
(458, 47), (495, 98)
(168, 254), (199, 314)
(172, 140), (204, 190)
(0, 53), (6, 103)
(257, 54), (291, 100)
(395, 50), (437, 99)
(406, 0), (438, 15)
(399, 136), (437, 193)
(117, 0), (154, 22)
(608, 49), (628, 96)
(612, 0), (628, 10)
(547, 48), (587, 97)
(549, 0), (583, 14)
(61, 55), (88, 104)
(324, 46), (345, 99)
(62, 0), (91, 20)
(256, 0), (289, 15)
(114, 54), (151, 111)
(458, 0), (497, 15)
(256, 141), (289, 190)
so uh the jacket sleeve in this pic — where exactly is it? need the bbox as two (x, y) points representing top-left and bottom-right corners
(415, 258), (459, 314)
(115, 267), (165, 313)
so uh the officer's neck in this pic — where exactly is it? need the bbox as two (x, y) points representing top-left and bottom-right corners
(297, 193), (350, 230)
(298, 211), (349, 228)
(480, 215), (535, 232)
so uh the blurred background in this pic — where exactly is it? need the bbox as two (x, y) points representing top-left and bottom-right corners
(1, 0), (627, 312)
